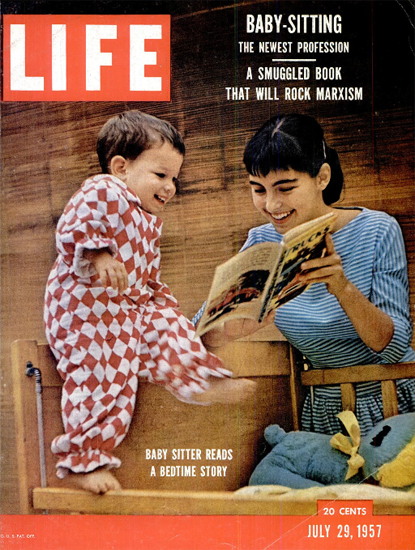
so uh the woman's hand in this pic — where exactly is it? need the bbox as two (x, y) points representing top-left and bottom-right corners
(300, 234), (394, 352)
(299, 234), (351, 298)
(223, 311), (276, 339)
(201, 310), (275, 349)
(84, 249), (129, 292)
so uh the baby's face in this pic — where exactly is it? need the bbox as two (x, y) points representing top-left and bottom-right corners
(122, 142), (183, 215)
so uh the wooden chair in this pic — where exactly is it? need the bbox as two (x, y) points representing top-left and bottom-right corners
(301, 362), (415, 419)
(11, 336), (415, 515)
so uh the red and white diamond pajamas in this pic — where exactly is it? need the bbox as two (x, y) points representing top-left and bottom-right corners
(44, 174), (231, 478)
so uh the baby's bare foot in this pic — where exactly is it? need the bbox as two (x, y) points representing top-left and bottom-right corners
(194, 377), (257, 404)
(66, 469), (122, 494)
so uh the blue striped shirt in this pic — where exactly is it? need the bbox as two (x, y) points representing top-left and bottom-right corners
(195, 207), (415, 435)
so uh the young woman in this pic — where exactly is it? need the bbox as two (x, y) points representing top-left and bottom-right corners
(198, 113), (415, 435)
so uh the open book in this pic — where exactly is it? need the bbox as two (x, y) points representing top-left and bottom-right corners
(196, 212), (337, 336)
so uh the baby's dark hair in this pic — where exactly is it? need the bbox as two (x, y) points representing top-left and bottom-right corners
(243, 114), (343, 205)
(97, 110), (185, 173)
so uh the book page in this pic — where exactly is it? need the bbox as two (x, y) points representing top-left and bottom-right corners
(259, 213), (337, 318)
(196, 242), (281, 335)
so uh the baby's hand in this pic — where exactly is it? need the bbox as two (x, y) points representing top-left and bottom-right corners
(84, 249), (129, 292)
(193, 377), (257, 405)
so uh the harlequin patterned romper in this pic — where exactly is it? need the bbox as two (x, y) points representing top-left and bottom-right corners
(44, 174), (231, 478)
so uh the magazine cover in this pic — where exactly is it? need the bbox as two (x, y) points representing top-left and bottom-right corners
(1, 1), (414, 549)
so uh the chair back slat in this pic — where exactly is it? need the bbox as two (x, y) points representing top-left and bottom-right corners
(381, 380), (399, 418)
(340, 383), (356, 412)
(301, 362), (415, 422)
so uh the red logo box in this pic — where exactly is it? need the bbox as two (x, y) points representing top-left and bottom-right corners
(2, 14), (170, 101)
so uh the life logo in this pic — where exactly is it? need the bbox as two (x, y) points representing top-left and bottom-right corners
(2, 15), (170, 101)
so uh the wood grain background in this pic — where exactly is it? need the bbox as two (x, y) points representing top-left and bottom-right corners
(1, 0), (414, 512)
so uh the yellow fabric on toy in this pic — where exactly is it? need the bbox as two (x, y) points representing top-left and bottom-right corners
(330, 411), (365, 480)
(376, 436), (415, 488)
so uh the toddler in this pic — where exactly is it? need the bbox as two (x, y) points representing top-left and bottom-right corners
(44, 111), (255, 494)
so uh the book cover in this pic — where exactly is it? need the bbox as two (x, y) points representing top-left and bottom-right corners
(1, 1), (414, 549)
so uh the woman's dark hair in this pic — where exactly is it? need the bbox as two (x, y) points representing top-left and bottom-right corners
(243, 114), (343, 205)
(97, 110), (185, 173)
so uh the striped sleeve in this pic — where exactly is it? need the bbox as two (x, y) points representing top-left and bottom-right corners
(192, 303), (205, 326)
(239, 224), (280, 252)
(371, 217), (413, 362)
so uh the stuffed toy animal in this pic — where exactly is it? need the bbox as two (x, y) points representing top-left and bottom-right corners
(249, 412), (415, 490)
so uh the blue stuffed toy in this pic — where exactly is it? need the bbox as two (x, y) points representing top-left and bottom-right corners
(249, 412), (415, 490)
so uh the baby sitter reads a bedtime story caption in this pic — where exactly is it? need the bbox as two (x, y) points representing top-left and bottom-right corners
(228, 13), (363, 102)
(146, 448), (233, 477)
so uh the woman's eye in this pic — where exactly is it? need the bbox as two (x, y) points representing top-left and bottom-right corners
(279, 187), (294, 193)
(156, 173), (166, 178)
(253, 187), (265, 194)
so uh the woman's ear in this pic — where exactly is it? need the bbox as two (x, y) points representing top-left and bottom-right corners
(110, 155), (128, 180)
(317, 162), (331, 191)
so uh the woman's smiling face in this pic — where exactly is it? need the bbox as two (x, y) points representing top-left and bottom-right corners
(249, 165), (331, 234)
